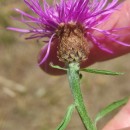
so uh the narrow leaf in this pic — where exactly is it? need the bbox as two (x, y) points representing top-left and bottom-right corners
(56, 104), (75, 130)
(50, 63), (67, 71)
(95, 97), (129, 125)
(81, 68), (124, 76)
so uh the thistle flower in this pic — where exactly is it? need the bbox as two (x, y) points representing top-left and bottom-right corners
(8, 0), (130, 74)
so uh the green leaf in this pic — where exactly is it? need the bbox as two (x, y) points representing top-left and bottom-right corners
(50, 63), (67, 71)
(81, 68), (124, 76)
(94, 97), (129, 125)
(56, 104), (75, 130)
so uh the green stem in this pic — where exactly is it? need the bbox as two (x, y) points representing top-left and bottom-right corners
(67, 62), (96, 130)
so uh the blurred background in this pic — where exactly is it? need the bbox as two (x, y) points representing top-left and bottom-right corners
(0, 0), (130, 130)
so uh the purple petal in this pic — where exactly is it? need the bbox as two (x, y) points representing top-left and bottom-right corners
(38, 33), (55, 65)
(7, 27), (30, 33)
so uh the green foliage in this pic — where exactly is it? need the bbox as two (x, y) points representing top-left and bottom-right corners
(94, 97), (129, 125)
(81, 68), (124, 76)
(50, 63), (67, 71)
(56, 104), (75, 130)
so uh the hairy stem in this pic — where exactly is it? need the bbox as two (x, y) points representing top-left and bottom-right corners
(67, 62), (96, 130)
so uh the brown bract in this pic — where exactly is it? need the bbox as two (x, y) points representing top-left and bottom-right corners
(56, 23), (89, 64)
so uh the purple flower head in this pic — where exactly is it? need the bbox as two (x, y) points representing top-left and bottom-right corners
(8, 0), (130, 65)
